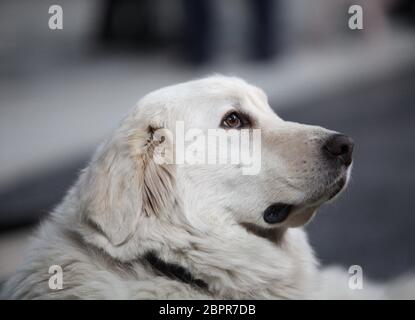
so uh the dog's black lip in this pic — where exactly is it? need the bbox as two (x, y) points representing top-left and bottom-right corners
(328, 176), (347, 200)
(263, 174), (348, 224)
(263, 203), (293, 224)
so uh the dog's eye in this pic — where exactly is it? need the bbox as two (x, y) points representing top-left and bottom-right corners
(221, 112), (243, 129)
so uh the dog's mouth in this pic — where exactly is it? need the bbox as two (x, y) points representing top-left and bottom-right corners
(327, 175), (347, 200)
(263, 203), (293, 224)
(263, 174), (348, 225)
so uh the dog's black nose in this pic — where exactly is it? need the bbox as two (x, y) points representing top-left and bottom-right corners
(323, 134), (354, 166)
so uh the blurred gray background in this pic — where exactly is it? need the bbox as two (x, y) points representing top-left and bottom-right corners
(1, 0), (415, 284)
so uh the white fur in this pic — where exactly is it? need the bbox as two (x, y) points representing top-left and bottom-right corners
(2, 76), (411, 299)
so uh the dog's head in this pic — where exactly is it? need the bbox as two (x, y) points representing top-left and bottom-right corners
(79, 76), (353, 248)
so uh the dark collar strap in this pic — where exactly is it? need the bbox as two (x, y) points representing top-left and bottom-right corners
(144, 251), (208, 291)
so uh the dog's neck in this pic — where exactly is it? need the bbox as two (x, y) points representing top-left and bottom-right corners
(135, 214), (317, 299)
(65, 198), (317, 299)
(139, 223), (289, 297)
(151, 224), (315, 299)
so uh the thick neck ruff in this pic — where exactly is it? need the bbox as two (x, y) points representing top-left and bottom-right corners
(141, 225), (286, 293)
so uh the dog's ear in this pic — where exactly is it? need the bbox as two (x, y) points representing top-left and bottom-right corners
(80, 122), (175, 246)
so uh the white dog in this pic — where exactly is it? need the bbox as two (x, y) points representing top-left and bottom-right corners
(2, 75), (359, 299)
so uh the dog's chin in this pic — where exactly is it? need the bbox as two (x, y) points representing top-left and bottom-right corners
(327, 174), (348, 201)
(262, 171), (350, 228)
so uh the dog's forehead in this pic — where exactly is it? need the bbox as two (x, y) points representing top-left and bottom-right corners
(134, 76), (274, 126)
(143, 76), (265, 106)
(190, 76), (267, 103)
